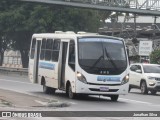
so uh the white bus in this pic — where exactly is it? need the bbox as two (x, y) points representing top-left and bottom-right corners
(29, 31), (129, 101)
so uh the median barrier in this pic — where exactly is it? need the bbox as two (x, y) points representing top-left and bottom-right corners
(0, 66), (28, 75)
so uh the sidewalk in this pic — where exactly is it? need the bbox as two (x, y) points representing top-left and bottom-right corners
(0, 89), (70, 111)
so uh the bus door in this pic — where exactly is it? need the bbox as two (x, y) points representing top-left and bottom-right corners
(33, 39), (41, 83)
(59, 42), (68, 89)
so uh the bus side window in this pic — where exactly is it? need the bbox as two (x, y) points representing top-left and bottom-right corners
(40, 39), (46, 60)
(30, 38), (36, 59)
(52, 39), (60, 62)
(45, 39), (53, 61)
(68, 40), (75, 71)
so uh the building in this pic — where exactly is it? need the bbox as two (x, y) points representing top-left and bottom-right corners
(99, 16), (160, 58)
(2, 50), (22, 68)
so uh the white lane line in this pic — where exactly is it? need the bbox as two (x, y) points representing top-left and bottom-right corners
(0, 87), (36, 97)
(35, 100), (48, 106)
(0, 78), (33, 85)
(0, 79), (42, 98)
(68, 102), (77, 105)
(119, 98), (152, 105)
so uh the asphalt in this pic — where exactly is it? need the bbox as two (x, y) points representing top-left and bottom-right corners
(0, 73), (160, 119)
(1, 72), (160, 111)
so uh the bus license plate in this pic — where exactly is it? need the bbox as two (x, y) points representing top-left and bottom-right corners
(100, 87), (109, 91)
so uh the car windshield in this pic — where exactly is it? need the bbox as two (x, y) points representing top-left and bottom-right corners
(78, 37), (127, 75)
(143, 65), (160, 73)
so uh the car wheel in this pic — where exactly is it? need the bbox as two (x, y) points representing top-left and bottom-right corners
(150, 90), (157, 95)
(140, 81), (148, 94)
(43, 84), (55, 94)
(128, 85), (131, 92)
(68, 84), (76, 99)
(110, 95), (119, 101)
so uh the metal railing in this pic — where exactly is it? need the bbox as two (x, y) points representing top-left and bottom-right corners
(0, 67), (28, 75)
(129, 0), (160, 10)
(65, 0), (160, 10)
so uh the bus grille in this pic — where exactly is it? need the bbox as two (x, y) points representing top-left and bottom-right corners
(87, 82), (121, 86)
(89, 88), (119, 92)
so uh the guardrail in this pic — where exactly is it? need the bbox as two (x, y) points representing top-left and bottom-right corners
(0, 67), (28, 75)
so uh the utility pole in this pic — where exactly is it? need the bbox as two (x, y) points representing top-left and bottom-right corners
(134, 14), (137, 37)
(152, 16), (158, 50)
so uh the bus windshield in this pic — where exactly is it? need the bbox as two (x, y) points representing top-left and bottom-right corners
(78, 37), (127, 75)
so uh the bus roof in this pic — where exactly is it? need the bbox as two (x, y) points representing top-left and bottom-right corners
(32, 31), (123, 41)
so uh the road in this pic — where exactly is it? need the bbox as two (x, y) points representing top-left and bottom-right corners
(0, 72), (160, 112)
(1, 73), (160, 120)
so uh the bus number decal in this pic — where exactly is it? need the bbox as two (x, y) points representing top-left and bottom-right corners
(97, 76), (120, 82)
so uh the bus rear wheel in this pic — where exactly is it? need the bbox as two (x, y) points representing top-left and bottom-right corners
(110, 95), (119, 101)
(43, 84), (55, 94)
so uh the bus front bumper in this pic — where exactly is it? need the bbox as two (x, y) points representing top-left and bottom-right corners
(75, 80), (129, 95)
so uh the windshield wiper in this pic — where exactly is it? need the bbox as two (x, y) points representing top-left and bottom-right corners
(105, 48), (118, 70)
(90, 55), (104, 69)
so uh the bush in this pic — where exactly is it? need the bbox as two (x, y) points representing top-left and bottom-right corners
(150, 49), (160, 64)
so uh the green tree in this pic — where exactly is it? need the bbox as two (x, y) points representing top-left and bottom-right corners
(28, 6), (100, 32)
(0, 0), (18, 66)
(0, 0), (102, 67)
(150, 49), (160, 64)
(0, 1), (34, 67)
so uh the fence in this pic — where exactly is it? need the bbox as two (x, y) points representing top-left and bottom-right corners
(2, 56), (22, 68)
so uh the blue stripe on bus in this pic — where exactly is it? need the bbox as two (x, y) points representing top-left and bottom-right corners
(39, 62), (55, 70)
(97, 76), (120, 82)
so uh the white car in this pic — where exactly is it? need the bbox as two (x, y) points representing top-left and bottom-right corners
(129, 63), (160, 94)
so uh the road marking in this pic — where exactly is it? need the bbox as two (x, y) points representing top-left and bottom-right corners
(85, 95), (155, 105)
(35, 100), (48, 106)
(119, 98), (152, 105)
(68, 102), (76, 105)
(0, 87), (38, 97)
(0, 78), (33, 85)
(0, 78), (158, 107)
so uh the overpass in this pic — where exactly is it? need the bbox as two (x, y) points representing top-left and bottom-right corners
(20, 0), (160, 16)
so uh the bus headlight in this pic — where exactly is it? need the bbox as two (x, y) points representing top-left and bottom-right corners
(121, 74), (129, 85)
(77, 72), (87, 84)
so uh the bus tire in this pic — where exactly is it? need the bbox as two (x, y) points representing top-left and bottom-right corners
(110, 95), (119, 101)
(68, 84), (76, 99)
(43, 84), (55, 94)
